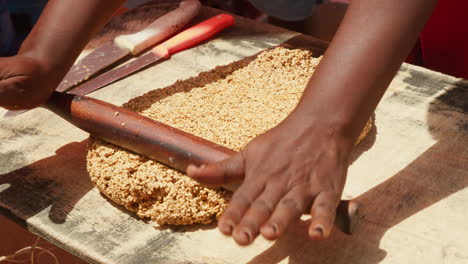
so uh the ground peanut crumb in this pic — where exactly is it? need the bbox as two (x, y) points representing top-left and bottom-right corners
(87, 47), (371, 226)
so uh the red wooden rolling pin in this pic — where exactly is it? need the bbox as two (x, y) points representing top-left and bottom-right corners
(45, 91), (236, 170)
(43, 92), (360, 234)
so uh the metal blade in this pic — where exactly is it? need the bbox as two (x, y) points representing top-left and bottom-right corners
(70, 52), (162, 96)
(3, 110), (27, 118)
(56, 42), (129, 92)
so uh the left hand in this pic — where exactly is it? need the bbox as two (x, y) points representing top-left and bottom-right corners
(187, 115), (354, 245)
(0, 55), (57, 110)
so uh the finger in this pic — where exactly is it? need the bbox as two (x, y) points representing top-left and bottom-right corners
(233, 183), (286, 245)
(0, 76), (28, 109)
(0, 76), (47, 110)
(218, 182), (264, 238)
(187, 152), (245, 186)
(260, 186), (313, 240)
(308, 191), (340, 240)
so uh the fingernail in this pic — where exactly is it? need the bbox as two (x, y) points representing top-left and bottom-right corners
(315, 226), (324, 236)
(234, 227), (252, 244)
(263, 224), (277, 236)
(189, 164), (204, 169)
(186, 165), (196, 173)
(310, 225), (324, 238)
(220, 222), (233, 234)
(241, 229), (252, 243)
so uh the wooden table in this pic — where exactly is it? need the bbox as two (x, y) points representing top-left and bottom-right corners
(1, 2), (467, 264)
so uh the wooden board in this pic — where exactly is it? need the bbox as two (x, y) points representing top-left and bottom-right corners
(1, 2), (468, 264)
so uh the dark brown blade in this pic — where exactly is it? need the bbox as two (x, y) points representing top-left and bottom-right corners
(56, 42), (130, 92)
(70, 52), (162, 96)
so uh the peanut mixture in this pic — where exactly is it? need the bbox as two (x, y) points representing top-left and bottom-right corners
(87, 47), (371, 225)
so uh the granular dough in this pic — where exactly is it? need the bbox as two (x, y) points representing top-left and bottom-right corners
(87, 47), (372, 225)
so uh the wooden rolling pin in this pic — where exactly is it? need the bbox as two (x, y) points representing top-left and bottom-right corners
(44, 92), (360, 234)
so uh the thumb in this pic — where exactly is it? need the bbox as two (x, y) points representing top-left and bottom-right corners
(187, 152), (245, 187)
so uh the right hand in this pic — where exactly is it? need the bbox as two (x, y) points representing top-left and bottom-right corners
(188, 113), (354, 245)
(0, 55), (59, 110)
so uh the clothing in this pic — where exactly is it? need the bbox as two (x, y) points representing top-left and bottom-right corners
(406, 0), (468, 79)
(417, 0), (468, 79)
(248, 0), (317, 21)
(0, 0), (15, 56)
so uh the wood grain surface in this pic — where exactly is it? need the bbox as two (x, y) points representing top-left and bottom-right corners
(1, 2), (467, 264)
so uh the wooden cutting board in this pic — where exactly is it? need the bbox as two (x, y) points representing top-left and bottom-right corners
(1, 2), (467, 264)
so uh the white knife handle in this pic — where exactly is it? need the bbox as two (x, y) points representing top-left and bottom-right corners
(114, 0), (201, 55)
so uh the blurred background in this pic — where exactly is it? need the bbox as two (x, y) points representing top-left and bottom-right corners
(1, 0), (47, 56)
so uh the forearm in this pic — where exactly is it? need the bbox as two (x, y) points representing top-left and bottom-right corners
(292, 0), (437, 142)
(19, 0), (125, 74)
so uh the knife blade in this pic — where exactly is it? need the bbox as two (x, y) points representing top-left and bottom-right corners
(56, 0), (201, 93)
(69, 14), (235, 96)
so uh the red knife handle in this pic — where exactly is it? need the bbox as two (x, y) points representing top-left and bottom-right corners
(152, 14), (235, 58)
(43, 92), (360, 234)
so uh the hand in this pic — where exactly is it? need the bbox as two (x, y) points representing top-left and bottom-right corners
(187, 116), (354, 245)
(0, 55), (58, 110)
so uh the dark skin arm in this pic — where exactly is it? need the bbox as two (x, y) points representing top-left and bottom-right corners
(0, 0), (124, 110)
(188, 0), (438, 245)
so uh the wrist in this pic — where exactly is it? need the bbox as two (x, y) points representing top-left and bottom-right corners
(287, 107), (355, 141)
(18, 43), (59, 71)
(280, 110), (356, 157)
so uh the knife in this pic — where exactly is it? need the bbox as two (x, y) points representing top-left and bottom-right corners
(3, 0), (201, 118)
(57, 0), (201, 93)
(4, 13), (234, 118)
(69, 14), (235, 96)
